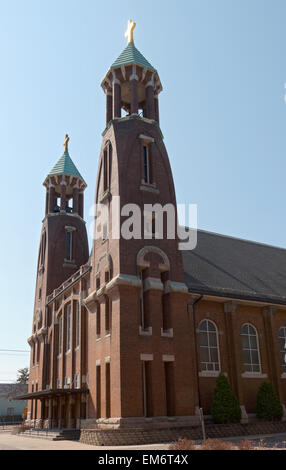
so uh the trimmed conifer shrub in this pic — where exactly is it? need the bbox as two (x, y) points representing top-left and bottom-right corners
(256, 382), (283, 421)
(210, 373), (241, 424)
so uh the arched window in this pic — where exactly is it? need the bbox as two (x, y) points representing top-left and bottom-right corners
(198, 320), (220, 372)
(241, 324), (261, 373)
(278, 327), (286, 373)
(102, 141), (112, 193)
(36, 339), (40, 364)
(66, 304), (71, 351)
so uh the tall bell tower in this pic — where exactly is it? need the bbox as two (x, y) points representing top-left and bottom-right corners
(85, 22), (198, 425)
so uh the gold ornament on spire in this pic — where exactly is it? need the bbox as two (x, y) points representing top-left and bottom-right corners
(125, 19), (136, 44)
(63, 134), (70, 153)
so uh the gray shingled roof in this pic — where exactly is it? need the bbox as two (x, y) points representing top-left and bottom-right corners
(183, 230), (286, 305)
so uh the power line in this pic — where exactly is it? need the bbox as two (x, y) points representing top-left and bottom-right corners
(0, 372), (21, 374)
(0, 354), (29, 357)
(0, 353), (27, 360)
(0, 349), (29, 353)
(0, 380), (17, 383)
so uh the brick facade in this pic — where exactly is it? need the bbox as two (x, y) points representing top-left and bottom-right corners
(24, 32), (286, 444)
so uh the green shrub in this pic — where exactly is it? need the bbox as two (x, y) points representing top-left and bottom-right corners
(256, 382), (283, 421)
(210, 373), (241, 424)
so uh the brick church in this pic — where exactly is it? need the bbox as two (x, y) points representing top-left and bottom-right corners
(22, 21), (286, 439)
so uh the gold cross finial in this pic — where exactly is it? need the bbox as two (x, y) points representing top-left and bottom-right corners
(125, 19), (136, 44)
(63, 134), (70, 153)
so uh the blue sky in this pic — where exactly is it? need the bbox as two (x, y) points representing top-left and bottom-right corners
(1, 0), (286, 382)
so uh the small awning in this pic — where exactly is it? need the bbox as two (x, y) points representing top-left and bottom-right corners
(15, 387), (89, 400)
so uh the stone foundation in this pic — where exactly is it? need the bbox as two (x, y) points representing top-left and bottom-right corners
(80, 421), (286, 447)
(82, 415), (201, 430)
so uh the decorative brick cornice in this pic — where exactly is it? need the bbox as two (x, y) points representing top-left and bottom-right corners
(83, 274), (142, 306)
(164, 281), (188, 294)
(27, 336), (34, 345)
(105, 274), (141, 291)
(37, 326), (47, 338)
(96, 286), (106, 298)
(101, 114), (164, 140)
(143, 277), (163, 292)
(83, 290), (98, 307)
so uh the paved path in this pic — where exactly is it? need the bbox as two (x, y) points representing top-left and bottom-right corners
(0, 432), (170, 450)
(2, 431), (286, 450)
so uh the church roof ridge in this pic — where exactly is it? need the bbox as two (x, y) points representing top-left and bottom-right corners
(191, 227), (286, 252)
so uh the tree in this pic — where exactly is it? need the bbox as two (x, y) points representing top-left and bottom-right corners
(256, 382), (283, 421)
(210, 373), (241, 424)
(16, 367), (29, 384)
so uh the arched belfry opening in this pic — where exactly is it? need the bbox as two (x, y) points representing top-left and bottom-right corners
(101, 20), (162, 125)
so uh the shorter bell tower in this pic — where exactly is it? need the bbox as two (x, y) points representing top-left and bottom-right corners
(28, 135), (89, 394)
(40, 134), (89, 296)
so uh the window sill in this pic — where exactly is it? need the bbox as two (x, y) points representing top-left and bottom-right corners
(139, 326), (152, 336)
(96, 335), (101, 342)
(65, 349), (71, 356)
(161, 328), (173, 338)
(140, 184), (159, 195)
(199, 371), (221, 378)
(64, 258), (76, 264)
(241, 372), (267, 378)
(63, 261), (78, 269)
(281, 373), (286, 379)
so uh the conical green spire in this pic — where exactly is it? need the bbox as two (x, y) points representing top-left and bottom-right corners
(111, 41), (156, 71)
(48, 151), (85, 183)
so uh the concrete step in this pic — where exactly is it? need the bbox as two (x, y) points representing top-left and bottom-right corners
(21, 431), (61, 440)
(21, 428), (81, 441)
(55, 429), (81, 441)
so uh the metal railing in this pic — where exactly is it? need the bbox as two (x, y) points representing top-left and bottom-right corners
(47, 264), (91, 304)
(0, 418), (23, 430)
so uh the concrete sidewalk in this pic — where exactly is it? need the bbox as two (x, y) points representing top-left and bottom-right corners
(1, 431), (286, 450)
(0, 432), (171, 450)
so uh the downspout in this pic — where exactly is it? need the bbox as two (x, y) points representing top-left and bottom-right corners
(188, 294), (206, 440)
(188, 295), (203, 408)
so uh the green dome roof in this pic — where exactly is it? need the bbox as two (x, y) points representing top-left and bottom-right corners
(111, 41), (156, 71)
(48, 151), (85, 183)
